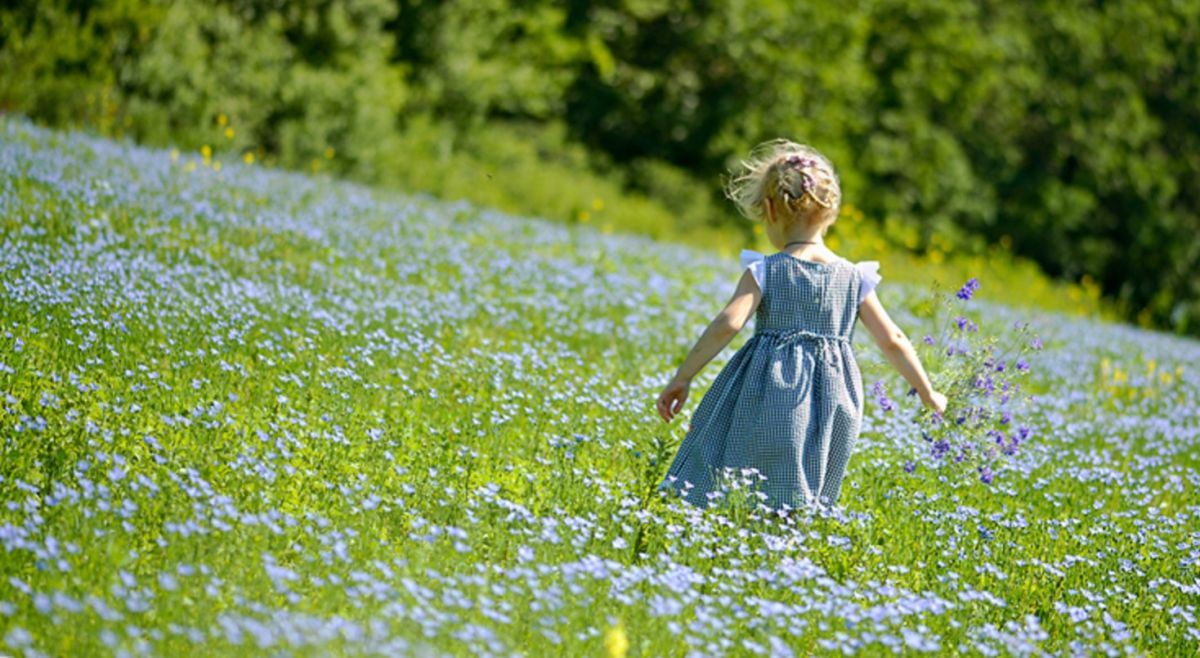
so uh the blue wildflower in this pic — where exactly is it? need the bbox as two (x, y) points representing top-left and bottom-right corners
(956, 278), (981, 300)
(871, 381), (895, 413)
(932, 439), (951, 458)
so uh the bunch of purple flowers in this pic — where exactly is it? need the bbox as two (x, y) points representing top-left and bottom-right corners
(956, 277), (981, 300)
(908, 277), (1043, 485)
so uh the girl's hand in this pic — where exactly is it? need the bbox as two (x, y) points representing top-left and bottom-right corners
(656, 377), (691, 423)
(923, 391), (948, 414)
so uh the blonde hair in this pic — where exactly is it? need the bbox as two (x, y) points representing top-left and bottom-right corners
(724, 139), (841, 228)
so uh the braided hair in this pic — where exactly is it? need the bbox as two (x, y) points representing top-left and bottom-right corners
(724, 139), (841, 227)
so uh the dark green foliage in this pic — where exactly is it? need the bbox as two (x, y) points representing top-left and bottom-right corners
(2, 0), (1198, 333)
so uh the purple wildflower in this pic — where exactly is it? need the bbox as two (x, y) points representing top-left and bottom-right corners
(871, 381), (895, 413)
(956, 277), (981, 301)
(979, 464), (994, 485)
(902, 460), (916, 473)
(1016, 358), (1030, 372)
(922, 335), (935, 345)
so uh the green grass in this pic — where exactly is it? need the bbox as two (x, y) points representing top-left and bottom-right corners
(0, 115), (1195, 657)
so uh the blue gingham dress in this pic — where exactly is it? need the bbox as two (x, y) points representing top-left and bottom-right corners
(661, 250), (881, 511)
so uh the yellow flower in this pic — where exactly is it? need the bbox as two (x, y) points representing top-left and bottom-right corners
(324, 146), (335, 159)
(217, 113), (228, 127)
(169, 148), (179, 162)
(243, 152), (255, 165)
(201, 145), (212, 159)
(184, 161), (196, 173)
(578, 210), (591, 223)
(224, 127), (235, 139)
(213, 161), (222, 172)
(592, 198), (604, 211)
(603, 623), (629, 658)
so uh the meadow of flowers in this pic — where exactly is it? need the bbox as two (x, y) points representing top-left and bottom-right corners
(1, 116), (1198, 657)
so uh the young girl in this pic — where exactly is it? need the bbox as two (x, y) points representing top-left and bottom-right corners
(656, 139), (947, 511)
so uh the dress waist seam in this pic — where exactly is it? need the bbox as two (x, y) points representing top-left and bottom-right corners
(755, 329), (850, 343)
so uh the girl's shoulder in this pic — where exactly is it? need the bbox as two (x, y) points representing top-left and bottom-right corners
(741, 248), (877, 271)
(807, 250), (880, 277)
(762, 248), (850, 267)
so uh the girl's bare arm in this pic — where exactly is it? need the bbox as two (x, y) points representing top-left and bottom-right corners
(657, 269), (761, 423)
(857, 290), (947, 413)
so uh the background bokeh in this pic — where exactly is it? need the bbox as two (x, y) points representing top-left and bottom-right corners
(2, 0), (1197, 333)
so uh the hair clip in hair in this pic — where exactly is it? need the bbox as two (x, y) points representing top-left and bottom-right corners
(797, 172), (815, 197)
(783, 155), (819, 171)
(781, 155), (822, 198)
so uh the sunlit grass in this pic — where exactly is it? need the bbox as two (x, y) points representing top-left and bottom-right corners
(0, 116), (1195, 656)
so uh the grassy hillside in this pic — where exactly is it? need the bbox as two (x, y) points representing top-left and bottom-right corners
(0, 116), (1196, 656)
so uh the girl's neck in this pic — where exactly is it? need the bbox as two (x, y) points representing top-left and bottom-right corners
(778, 224), (825, 249)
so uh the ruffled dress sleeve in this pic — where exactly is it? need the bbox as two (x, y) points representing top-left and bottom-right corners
(856, 261), (882, 305)
(739, 249), (766, 292)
